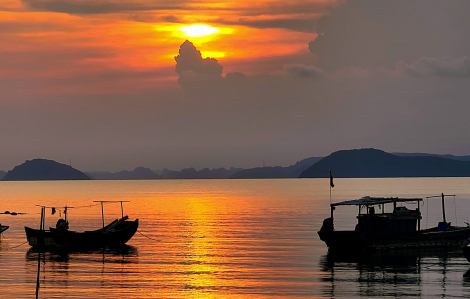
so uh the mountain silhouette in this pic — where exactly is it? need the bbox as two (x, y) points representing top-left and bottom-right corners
(300, 148), (470, 178)
(2, 159), (90, 181)
(230, 157), (322, 179)
(87, 167), (160, 180)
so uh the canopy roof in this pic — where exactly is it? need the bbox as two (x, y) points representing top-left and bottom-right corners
(331, 196), (423, 207)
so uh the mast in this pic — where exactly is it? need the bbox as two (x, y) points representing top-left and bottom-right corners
(441, 193), (446, 223)
(426, 193), (456, 224)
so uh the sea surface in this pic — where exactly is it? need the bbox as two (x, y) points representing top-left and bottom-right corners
(2, 178), (470, 298)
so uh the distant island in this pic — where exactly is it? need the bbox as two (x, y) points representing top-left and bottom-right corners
(2, 159), (90, 181)
(86, 167), (242, 180)
(3, 149), (470, 181)
(300, 148), (470, 178)
(230, 157), (322, 179)
(87, 167), (160, 180)
(161, 167), (242, 179)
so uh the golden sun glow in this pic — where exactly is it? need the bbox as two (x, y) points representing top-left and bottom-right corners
(177, 24), (220, 38)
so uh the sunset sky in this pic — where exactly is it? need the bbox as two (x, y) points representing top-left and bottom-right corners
(2, 0), (470, 171)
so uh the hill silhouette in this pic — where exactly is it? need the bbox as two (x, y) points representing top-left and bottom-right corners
(162, 167), (242, 179)
(299, 148), (470, 178)
(87, 167), (160, 180)
(230, 157), (322, 179)
(2, 159), (90, 181)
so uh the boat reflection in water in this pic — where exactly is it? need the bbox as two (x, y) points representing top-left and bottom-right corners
(26, 244), (138, 260)
(25, 245), (139, 294)
(319, 248), (466, 298)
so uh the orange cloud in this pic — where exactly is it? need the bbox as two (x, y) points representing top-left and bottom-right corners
(0, 0), (336, 95)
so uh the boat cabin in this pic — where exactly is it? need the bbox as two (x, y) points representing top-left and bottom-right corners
(322, 196), (423, 234)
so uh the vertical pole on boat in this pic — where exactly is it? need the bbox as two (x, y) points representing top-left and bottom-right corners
(101, 201), (105, 228)
(64, 206), (68, 223)
(329, 170), (333, 205)
(417, 200), (421, 231)
(441, 193), (447, 223)
(121, 201), (124, 218)
(39, 207), (44, 231)
(329, 184), (332, 205)
(43, 207), (46, 231)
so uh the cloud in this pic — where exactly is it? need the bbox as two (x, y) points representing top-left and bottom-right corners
(238, 1), (336, 17)
(130, 14), (181, 23)
(175, 41), (223, 77)
(174, 40), (226, 92)
(217, 17), (317, 33)
(285, 64), (324, 77)
(308, 0), (470, 71)
(3, 36), (470, 172)
(168, 41), (470, 171)
(21, 0), (188, 14)
(398, 56), (470, 78)
(4, 1), (470, 172)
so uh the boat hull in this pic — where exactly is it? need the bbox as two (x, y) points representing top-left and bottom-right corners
(463, 246), (470, 262)
(25, 218), (139, 249)
(319, 226), (470, 251)
(0, 225), (9, 234)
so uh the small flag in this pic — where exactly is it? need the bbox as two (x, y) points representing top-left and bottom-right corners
(329, 170), (334, 188)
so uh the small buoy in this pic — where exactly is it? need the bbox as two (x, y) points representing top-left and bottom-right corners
(11, 212), (17, 216)
(4, 211), (10, 214)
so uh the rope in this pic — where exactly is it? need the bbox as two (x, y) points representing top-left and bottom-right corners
(1, 241), (29, 251)
(137, 230), (159, 241)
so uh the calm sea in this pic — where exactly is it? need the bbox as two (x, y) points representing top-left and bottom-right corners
(1, 178), (470, 298)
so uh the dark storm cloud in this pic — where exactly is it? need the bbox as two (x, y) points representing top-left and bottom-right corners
(309, 0), (470, 71)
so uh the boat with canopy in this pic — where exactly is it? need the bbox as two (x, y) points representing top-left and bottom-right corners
(318, 193), (470, 251)
(25, 201), (138, 249)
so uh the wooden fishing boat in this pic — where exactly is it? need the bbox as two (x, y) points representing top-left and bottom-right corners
(25, 201), (139, 249)
(25, 217), (138, 248)
(319, 193), (470, 252)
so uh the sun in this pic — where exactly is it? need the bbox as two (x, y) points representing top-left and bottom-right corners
(177, 24), (220, 38)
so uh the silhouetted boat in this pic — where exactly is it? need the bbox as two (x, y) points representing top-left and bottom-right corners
(25, 201), (138, 249)
(0, 225), (9, 235)
(319, 193), (470, 251)
(25, 217), (138, 248)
